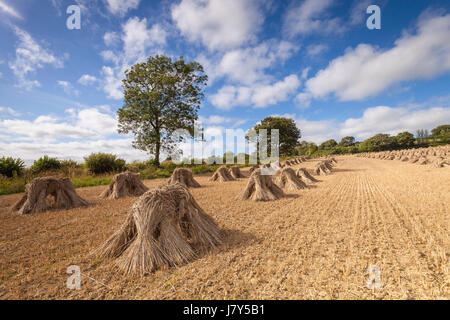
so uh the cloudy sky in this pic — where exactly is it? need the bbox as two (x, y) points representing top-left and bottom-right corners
(0, 0), (449, 163)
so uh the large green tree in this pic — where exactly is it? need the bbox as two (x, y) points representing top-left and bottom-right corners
(117, 55), (207, 166)
(247, 117), (301, 157)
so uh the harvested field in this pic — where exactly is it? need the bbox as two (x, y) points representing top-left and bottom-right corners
(0, 157), (448, 299)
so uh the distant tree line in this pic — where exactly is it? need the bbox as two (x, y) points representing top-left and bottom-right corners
(295, 124), (450, 157)
(245, 117), (449, 157)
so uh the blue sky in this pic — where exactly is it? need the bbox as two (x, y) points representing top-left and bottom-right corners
(0, 0), (449, 163)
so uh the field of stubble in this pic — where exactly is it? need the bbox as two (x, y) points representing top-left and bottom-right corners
(0, 156), (448, 299)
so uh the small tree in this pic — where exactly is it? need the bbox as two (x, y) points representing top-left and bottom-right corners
(118, 55), (207, 166)
(247, 117), (301, 157)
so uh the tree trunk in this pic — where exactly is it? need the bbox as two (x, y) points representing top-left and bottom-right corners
(155, 140), (161, 167)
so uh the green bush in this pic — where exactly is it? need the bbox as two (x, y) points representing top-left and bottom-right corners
(60, 159), (79, 168)
(0, 157), (25, 178)
(84, 153), (126, 174)
(30, 156), (61, 173)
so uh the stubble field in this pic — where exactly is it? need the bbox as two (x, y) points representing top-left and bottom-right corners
(0, 156), (448, 299)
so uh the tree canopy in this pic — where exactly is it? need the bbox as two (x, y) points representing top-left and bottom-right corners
(247, 117), (301, 157)
(339, 136), (355, 147)
(395, 131), (415, 148)
(117, 55), (207, 165)
(319, 139), (338, 150)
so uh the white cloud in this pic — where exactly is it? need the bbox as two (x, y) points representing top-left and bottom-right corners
(100, 50), (120, 64)
(122, 17), (166, 62)
(57, 80), (80, 96)
(198, 115), (233, 125)
(104, 0), (140, 16)
(198, 115), (248, 127)
(0, 107), (118, 143)
(101, 66), (124, 100)
(0, 1), (23, 19)
(306, 44), (328, 57)
(301, 67), (310, 80)
(210, 74), (301, 109)
(349, 0), (372, 25)
(0, 106), (20, 117)
(78, 74), (98, 86)
(210, 86), (251, 111)
(303, 13), (450, 101)
(103, 31), (120, 47)
(99, 17), (167, 99)
(295, 92), (312, 109)
(295, 118), (338, 143)
(9, 26), (63, 90)
(251, 75), (301, 107)
(171, 0), (264, 51)
(280, 105), (450, 144)
(340, 106), (450, 139)
(284, 0), (344, 37)
(217, 40), (298, 85)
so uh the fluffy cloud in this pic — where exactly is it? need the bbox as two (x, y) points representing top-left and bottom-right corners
(0, 107), (134, 163)
(103, 31), (120, 47)
(303, 13), (450, 101)
(340, 106), (450, 139)
(104, 0), (140, 16)
(9, 27), (63, 90)
(101, 66), (124, 100)
(217, 40), (298, 85)
(122, 17), (166, 62)
(78, 74), (98, 86)
(295, 118), (339, 143)
(0, 107), (117, 143)
(171, 0), (264, 51)
(206, 39), (300, 109)
(251, 75), (301, 107)
(284, 0), (344, 37)
(99, 17), (167, 99)
(210, 75), (301, 109)
(281, 105), (450, 144)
